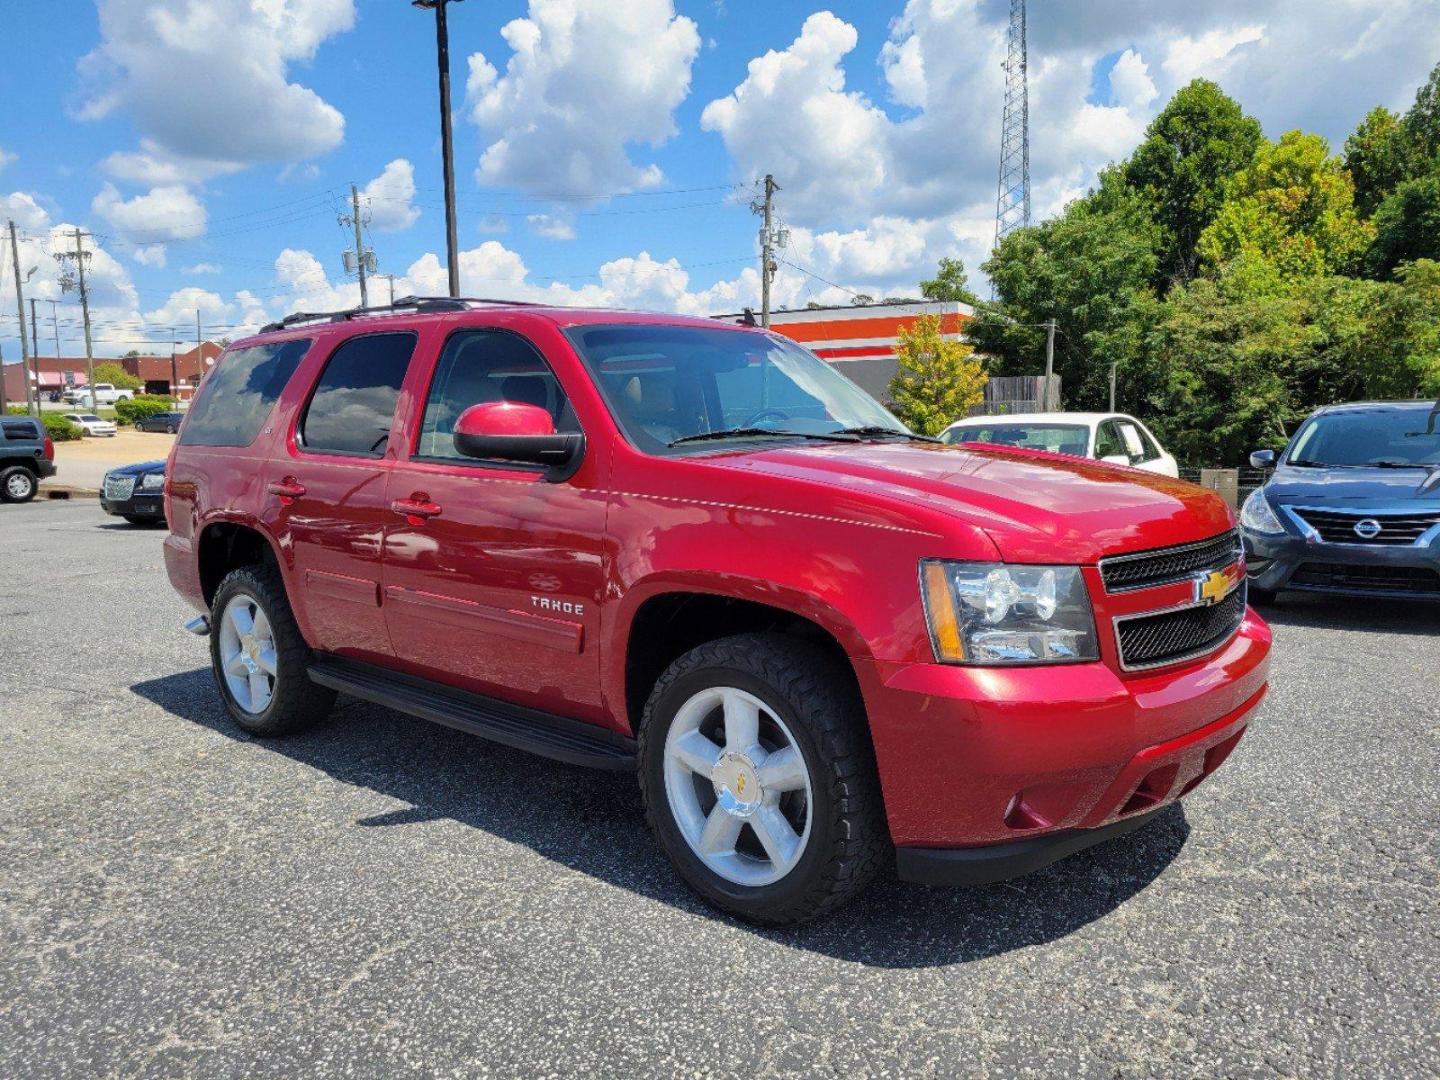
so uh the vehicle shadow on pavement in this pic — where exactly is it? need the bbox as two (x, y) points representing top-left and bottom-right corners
(1254, 594), (1438, 635)
(131, 668), (1189, 970)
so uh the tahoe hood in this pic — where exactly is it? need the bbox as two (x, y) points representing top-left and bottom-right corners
(712, 441), (1233, 564)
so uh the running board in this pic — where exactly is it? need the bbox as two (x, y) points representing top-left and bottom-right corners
(307, 656), (635, 771)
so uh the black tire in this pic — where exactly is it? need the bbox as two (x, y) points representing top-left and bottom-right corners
(0, 466), (38, 504)
(638, 633), (887, 926)
(209, 563), (336, 736)
(1249, 586), (1278, 605)
(168, 424), (179, 434)
(124, 515), (156, 526)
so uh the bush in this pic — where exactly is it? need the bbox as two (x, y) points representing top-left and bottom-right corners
(114, 395), (177, 426)
(42, 413), (83, 441)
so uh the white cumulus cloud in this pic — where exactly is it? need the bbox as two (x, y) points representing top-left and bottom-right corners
(466, 0), (700, 195)
(361, 159), (420, 232)
(92, 183), (207, 243)
(77, 0), (355, 174)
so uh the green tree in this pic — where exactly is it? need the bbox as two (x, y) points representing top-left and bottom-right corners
(1198, 131), (1372, 278)
(1402, 61), (1440, 164)
(919, 257), (979, 304)
(91, 361), (143, 390)
(888, 314), (987, 435)
(1344, 107), (1417, 216)
(1121, 79), (1263, 288)
(968, 186), (1161, 409)
(1365, 169), (1440, 278)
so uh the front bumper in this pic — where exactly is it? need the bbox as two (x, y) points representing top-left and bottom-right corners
(1243, 524), (1440, 599)
(857, 609), (1270, 858)
(101, 490), (166, 519)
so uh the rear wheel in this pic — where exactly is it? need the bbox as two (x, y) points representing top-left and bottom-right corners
(639, 633), (887, 925)
(0, 467), (38, 504)
(209, 563), (335, 736)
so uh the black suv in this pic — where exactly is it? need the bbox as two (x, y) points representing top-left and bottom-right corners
(0, 416), (57, 503)
(136, 411), (185, 434)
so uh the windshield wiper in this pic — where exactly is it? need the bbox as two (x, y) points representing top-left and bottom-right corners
(667, 427), (859, 447)
(1365, 459), (1427, 469)
(1286, 458), (1333, 468)
(830, 425), (943, 444)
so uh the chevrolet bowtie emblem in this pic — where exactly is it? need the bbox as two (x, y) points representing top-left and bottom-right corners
(1194, 568), (1236, 606)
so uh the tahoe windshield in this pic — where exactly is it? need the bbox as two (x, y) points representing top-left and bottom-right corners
(942, 423), (1088, 456)
(564, 324), (907, 454)
(1286, 408), (1440, 468)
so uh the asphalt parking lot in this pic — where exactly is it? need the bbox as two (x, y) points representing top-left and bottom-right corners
(1, 500), (1436, 1078)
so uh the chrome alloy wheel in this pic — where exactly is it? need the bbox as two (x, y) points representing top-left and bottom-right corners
(218, 593), (279, 715)
(5, 472), (34, 500)
(662, 686), (814, 887)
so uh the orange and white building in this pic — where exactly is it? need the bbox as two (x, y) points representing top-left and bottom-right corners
(718, 300), (973, 402)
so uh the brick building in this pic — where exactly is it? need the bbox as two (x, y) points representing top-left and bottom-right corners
(2, 341), (224, 403)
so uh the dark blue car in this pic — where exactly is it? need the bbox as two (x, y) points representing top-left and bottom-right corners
(1240, 401), (1440, 601)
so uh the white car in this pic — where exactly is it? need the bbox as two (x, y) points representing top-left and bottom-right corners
(64, 413), (118, 437)
(940, 412), (1180, 478)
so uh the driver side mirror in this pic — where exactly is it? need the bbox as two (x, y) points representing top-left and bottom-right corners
(1249, 449), (1276, 470)
(453, 402), (584, 481)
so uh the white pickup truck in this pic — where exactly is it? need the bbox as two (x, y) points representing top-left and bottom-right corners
(66, 383), (136, 407)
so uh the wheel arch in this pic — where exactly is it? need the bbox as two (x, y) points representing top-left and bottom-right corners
(617, 583), (867, 739)
(196, 518), (285, 608)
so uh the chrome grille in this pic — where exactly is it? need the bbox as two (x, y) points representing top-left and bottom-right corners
(1115, 587), (1247, 671)
(1290, 508), (1440, 546)
(1099, 531), (1241, 593)
(104, 475), (135, 500)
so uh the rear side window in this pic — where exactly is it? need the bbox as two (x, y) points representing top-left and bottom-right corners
(300, 332), (417, 456)
(2, 420), (40, 441)
(180, 339), (312, 448)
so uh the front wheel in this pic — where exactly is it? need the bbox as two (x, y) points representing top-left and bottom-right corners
(0, 467), (38, 504)
(1249, 586), (1278, 605)
(639, 633), (887, 925)
(209, 563), (335, 736)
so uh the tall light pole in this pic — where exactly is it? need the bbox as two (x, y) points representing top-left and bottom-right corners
(414, 0), (464, 298)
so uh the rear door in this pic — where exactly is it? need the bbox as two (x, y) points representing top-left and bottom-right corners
(265, 330), (419, 664)
(380, 327), (609, 724)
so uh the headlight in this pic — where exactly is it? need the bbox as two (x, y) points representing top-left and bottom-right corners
(921, 561), (1099, 665)
(1239, 489), (1284, 535)
(140, 473), (165, 490)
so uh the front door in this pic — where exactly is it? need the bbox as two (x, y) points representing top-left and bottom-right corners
(381, 328), (609, 725)
(266, 330), (419, 664)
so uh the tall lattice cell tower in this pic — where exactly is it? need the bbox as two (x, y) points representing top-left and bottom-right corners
(994, 0), (1031, 247)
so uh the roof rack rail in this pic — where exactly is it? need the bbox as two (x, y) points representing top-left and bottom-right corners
(258, 294), (547, 334)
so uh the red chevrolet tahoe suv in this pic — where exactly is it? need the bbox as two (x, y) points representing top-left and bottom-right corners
(163, 298), (1271, 924)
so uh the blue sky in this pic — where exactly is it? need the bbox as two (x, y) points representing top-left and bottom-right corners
(2, 0), (1438, 361)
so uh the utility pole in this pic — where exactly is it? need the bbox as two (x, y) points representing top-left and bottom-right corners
(196, 309), (203, 390)
(170, 334), (179, 402)
(751, 175), (785, 329)
(1044, 317), (1057, 411)
(377, 273), (398, 305)
(55, 229), (95, 410)
(414, 0), (464, 297)
(45, 299), (60, 359)
(345, 182), (371, 308)
(7, 221), (34, 413)
(28, 299), (40, 413)
(1109, 363), (1117, 412)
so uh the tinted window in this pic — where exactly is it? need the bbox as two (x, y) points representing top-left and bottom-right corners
(417, 330), (575, 461)
(1095, 421), (1126, 460)
(301, 332), (417, 456)
(1286, 407), (1440, 467)
(565, 324), (899, 454)
(180, 338), (311, 447)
